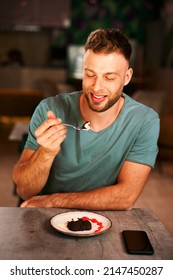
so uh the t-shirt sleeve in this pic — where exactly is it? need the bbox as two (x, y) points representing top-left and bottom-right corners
(126, 109), (160, 168)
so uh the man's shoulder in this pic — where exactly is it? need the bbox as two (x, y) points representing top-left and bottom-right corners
(124, 93), (159, 120)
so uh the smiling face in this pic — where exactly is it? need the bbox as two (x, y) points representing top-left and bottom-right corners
(82, 50), (133, 112)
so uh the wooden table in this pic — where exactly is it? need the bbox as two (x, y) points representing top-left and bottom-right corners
(0, 207), (173, 260)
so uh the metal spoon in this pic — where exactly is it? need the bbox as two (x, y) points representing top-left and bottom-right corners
(64, 121), (91, 131)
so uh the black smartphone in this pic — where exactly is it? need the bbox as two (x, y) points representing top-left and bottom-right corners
(122, 230), (154, 255)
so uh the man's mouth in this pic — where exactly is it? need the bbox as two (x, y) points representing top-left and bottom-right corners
(91, 93), (107, 103)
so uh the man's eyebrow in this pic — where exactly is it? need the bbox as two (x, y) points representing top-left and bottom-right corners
(84, 68), (94, 72)
(105, 72), (118, 75)
(84, 68), (117, 75)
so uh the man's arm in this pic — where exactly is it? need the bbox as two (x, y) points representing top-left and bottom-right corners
(20, 161), (151, 210)
(13, 147), (56, 200)
(12, 111), (67, 200)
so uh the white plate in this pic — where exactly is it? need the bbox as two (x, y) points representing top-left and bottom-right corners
(50, 211), (112, 237)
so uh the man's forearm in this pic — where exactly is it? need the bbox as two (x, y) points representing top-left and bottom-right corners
(20, 183), (134, 210)
(13, 147), (55, 200)
(50, 184), (133, 210)
(20, 161), (151, 209)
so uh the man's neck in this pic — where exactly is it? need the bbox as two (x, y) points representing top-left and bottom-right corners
(80, 93), (125, 132)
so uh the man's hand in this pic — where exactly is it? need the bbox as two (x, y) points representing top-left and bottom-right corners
(20, 195), (52, 208)
(35, 110), (67, 156)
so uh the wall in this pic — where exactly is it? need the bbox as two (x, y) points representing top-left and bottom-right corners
(0, 67), (67, 89)
(0, 31), (50, 67)
(0, 67), (68, 118)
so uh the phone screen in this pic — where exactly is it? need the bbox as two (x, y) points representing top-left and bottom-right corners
(122, 230), (154, 255)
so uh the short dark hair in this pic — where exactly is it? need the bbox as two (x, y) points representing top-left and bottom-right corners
(85, 28), (132, 62)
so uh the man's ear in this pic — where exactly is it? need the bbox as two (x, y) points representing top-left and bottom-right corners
(124, 67), (133, 86)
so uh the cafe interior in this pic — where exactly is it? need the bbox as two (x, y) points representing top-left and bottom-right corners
(0, 0), (173, 237)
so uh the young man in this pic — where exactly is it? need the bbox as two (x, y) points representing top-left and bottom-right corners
(12, 28), (160, 209)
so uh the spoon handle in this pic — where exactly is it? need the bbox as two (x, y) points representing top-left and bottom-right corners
(64, 123), (82, 130)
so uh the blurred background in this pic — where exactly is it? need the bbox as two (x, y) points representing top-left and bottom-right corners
(0, 0), (173, 233)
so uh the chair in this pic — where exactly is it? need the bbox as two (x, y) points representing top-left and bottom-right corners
(132, 89), (166, 172)
(132, 89), (165, 114)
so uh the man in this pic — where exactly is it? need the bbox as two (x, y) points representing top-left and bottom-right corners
(12, 28), (160, 209)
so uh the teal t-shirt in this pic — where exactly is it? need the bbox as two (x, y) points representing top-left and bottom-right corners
(25, 91), (160, 194)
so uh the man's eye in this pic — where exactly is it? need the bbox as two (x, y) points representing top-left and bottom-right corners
(86, 73), (95, 78)
(105, 76), (115, 81)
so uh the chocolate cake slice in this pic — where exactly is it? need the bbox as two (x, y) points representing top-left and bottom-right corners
(67, 218), (92, 231)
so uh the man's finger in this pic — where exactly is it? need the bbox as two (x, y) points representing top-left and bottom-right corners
(20, 200), (28, 207)
(47, 110), (57, 119)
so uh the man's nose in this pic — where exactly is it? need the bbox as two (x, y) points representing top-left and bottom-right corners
(92, 77), (104, 91)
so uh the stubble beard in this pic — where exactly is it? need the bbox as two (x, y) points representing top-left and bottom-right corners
(83, 90), (123, 113)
